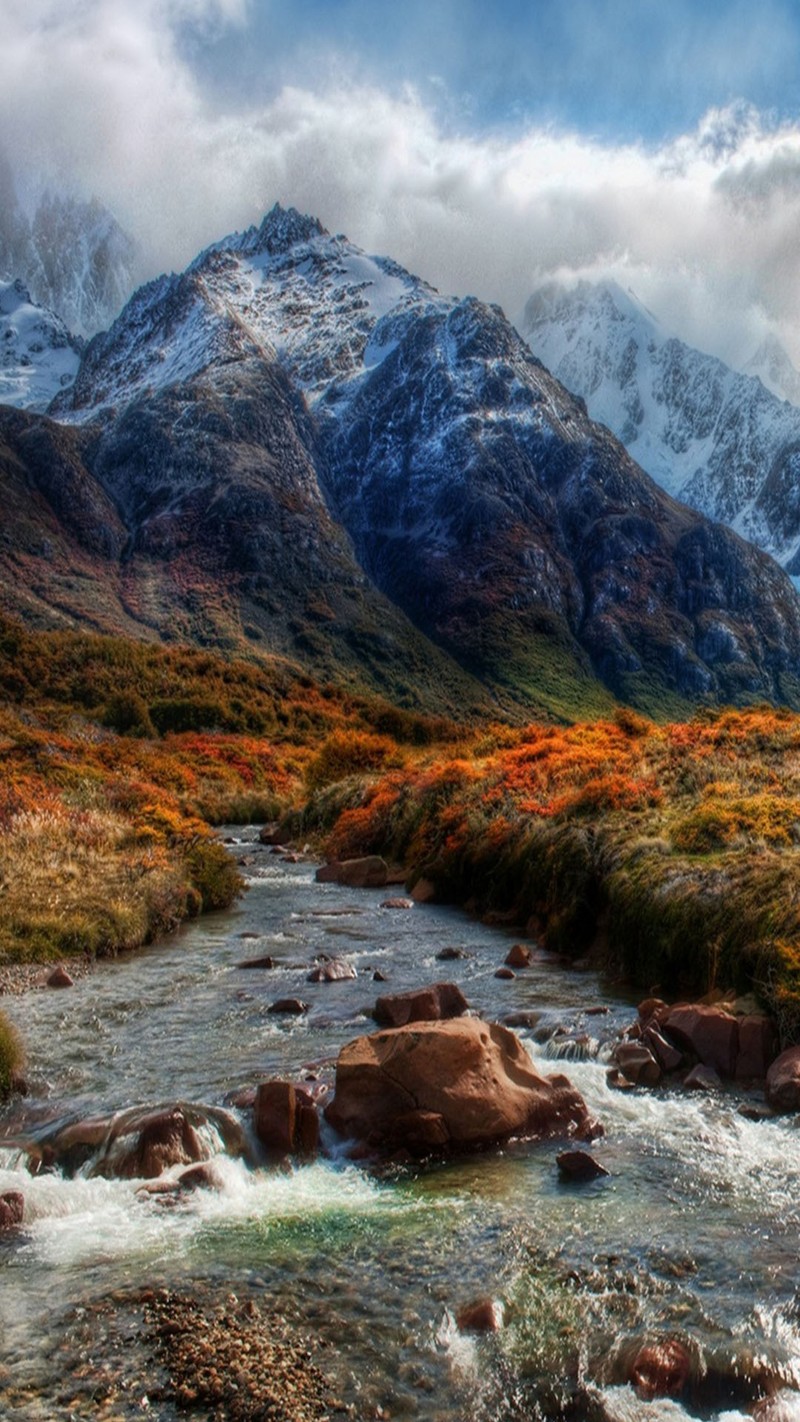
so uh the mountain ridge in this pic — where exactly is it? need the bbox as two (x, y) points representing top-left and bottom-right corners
(2, 205), (800, 719)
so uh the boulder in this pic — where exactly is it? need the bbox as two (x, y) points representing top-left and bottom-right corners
(373, 982), (469, 1028)
(111, 1108), (209, 1180)
(638, 997), (668, 1024)
(684, 1064), (721, 1091)
(237, 955), (275, 970)
(437, 947), (468, 961)
(306, 959), (357, 983)
(662, 1004), (738, 1078)
(505, 944), (534, 968)
(0, 1191), (23, 1232)
(177, 1162), (225, 1192)
(258, 824), (284, 845)
(629, 1338), (691, 1400)
(556, 1149), (609, 1181)
(736, 1014), (779, 1080)
(325, 1017), (595, 1153)
(456, 1298), (503, 1332)
(766, 1046), (800, 1112)
(495, 968), (515, 980)
(268, 998), (308, 1015)
(380, 897), (414, 910)
(254, 1081), (319, 1161)
(315, 857), (388, 889)
(46, 965), (74, 989)
(610, 1041), (661, 1086)
(642, 1025), (684, 1073)
(410, 878), (436, 903)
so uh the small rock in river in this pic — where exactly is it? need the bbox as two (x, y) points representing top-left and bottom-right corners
(268, 998), (309, 1015)
(0, 1191), (24, 1231)
(456, 1297), (503, 1332)
(495, 968), (515, 980)
(437, 946), (468, 961)
(629, 1338), (691, 1400)
(237, 955), (275, 970)
(380, 897), (414, 910)
(505, 944), (534, 968)
(307, 959), (357, 983)
(556, 1149), (609, 1182)
(683, 1064), (721, 1092)
(46, 965), (73, 989)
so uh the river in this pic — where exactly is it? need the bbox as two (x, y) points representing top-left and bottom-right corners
(1, 829), (800, 1420)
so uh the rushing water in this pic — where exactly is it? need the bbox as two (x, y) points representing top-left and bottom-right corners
(2, 829), (800, 1420)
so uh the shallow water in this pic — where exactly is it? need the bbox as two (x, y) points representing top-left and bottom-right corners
(1, 829), (800, 1419)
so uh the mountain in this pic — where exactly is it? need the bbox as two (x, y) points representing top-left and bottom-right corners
(519, 279), (800, 576)
(4, 206), (800, 719)
(0, 280), (82, 411)
(0, 154), (138, 338)
(744, 334), (800, 407)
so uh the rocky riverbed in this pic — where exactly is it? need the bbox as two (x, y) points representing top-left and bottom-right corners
(2, 830), (800, 1420)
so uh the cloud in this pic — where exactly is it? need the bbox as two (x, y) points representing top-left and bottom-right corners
(5, 2), (800, 366)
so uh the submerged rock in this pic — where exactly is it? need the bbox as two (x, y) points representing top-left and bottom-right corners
(306, 958), (357, 983)
(0, 1190), (23, 1231)
(268, 998), (309, 1014)
(325, 1017), (596, 1154)
(556, 1149), (609, 1181)
(629, 1338), (691, 1400)
(456, 1297), (503, 1332)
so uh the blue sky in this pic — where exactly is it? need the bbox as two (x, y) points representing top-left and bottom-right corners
(6, 0), (800, 363)
(191, 0), (800, 143)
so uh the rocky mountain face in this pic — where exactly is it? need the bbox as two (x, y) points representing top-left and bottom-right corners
(0, 280), (82, 411)
(520, 279), (800, 575)
(4, 206), (800, 717)
(0, 154), (138, 338)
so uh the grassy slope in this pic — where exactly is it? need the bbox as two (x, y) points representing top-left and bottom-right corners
(6, 614), (800, 1089)
(307, 706), (800, 1041)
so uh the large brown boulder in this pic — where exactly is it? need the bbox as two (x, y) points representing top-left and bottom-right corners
(664, 1004), (778, 1080)
(372, 982), (469, 1028)
(325, 1017), (595, 1153)
(766, 1046), (800, 1112)
(315, 856), (388, 888)
(663, 1005), (739, 1078)
(737, 1014), (779, 1080)
(629, 1339), (691, 1400)
(254, 1081), (319, 1161)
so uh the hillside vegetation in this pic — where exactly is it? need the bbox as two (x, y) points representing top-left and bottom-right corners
(5, 616), (800, 1062)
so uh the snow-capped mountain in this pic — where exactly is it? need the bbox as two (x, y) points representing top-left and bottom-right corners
(744, 334), (800, 407)
(0, 155), (138, 338)
(0, 280), (82, 411)
(520, 279), (800, 573)
(7, 205), (800, 716)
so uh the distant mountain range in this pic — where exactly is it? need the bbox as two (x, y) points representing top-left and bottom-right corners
(520, 279), (800, 575)
(0, 153), (138, 338)
(2, 207), (800, 719)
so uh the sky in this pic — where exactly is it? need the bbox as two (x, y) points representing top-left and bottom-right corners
(5, 0), (800, 364)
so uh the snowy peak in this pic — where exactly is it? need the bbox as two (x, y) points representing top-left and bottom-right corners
(744, 334), (800, 407)
(57, 207), (437, 417)
(0, 153), (138, 337)
(0, 279), (82, 411)
(521, 275), (800, 567)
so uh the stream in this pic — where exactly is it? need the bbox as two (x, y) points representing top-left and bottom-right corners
(2, 829), (800, 1420)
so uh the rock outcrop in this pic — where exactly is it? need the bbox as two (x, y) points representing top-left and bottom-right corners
(325, 1017), (595, 1154)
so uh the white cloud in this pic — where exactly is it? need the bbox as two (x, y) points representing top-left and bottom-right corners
(5, 3), (800, 367)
